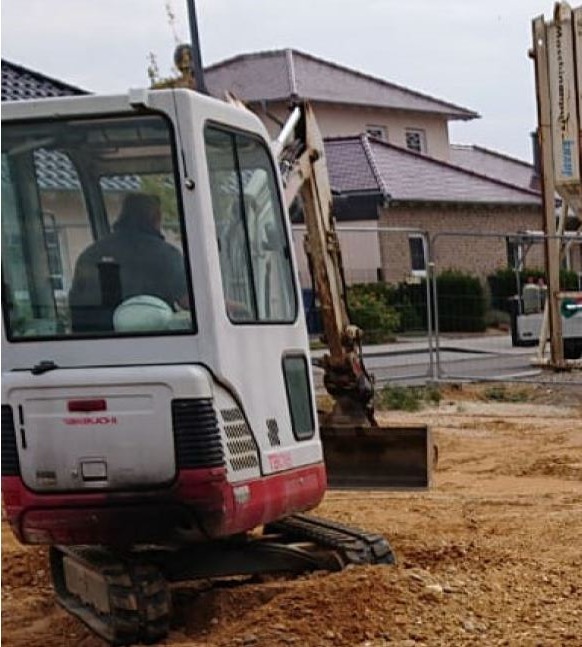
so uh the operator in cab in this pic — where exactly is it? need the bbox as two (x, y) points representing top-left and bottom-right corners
(69, 192), (188, 333)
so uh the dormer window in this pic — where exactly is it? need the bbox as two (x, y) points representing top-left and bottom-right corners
(405, 128), (427, 154)
(366, 125), (387, 141)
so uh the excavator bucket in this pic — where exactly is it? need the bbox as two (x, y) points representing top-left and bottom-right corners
(320, 423), (433, 490)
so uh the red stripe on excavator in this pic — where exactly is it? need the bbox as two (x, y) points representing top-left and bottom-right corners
(1, 463), (326, 545)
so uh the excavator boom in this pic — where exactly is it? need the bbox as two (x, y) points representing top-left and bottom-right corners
(275, 102), (432, 489)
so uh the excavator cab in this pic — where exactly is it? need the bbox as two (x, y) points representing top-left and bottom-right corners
(2, 89), (329, 548)
(2, 90), (430, 517)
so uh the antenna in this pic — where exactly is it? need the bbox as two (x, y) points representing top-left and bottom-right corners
(185, 0), (208, 94)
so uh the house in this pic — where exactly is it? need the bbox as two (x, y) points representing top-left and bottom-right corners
(339, 136), (544, 282)
(204, 49), (551, 284)
(289, 135), (544, 286)
(205, 48), (478, 163)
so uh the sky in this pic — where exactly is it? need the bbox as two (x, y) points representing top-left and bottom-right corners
(1, 0), (557, 162)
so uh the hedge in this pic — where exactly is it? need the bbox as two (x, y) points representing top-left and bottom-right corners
(435, 270), (487, 333)
(347, 269), (487, 337)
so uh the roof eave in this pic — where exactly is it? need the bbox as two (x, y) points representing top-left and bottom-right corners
(248, 96), (478, 120)
(386, 199), (542, 210)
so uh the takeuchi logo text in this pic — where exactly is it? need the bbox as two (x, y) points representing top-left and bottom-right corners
(63, 416), (118, 425)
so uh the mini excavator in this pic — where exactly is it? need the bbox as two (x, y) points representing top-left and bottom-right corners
(1, 5), (431, 644)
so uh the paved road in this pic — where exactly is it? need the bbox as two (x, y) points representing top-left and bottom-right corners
(311, 333), (548, 387)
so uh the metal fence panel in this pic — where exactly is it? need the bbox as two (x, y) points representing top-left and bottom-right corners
(293, 225), (581, 388)
(294, 225), (437, 386)
(430, 231), (582, 384)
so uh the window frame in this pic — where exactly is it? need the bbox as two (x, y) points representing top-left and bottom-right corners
(365, 125), (387, 141)
(282, 353), (315, 441)
(405, 128), (427, 154)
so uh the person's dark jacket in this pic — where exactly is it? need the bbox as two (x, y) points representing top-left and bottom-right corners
(69, 220), (187, 332)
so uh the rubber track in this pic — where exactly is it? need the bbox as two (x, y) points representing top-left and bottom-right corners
(264, 513), (396, 566)
(52, 516), (393, 645)
(51, 546), (170, 646)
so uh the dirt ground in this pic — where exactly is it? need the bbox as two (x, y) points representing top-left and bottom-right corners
(2, 381), (581, 647)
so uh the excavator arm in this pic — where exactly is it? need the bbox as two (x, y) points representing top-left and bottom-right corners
(274, 103), (433, 488)
(278, 104), (376, 427)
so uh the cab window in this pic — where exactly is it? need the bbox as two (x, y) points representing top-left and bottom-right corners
(205, 125), (296, 323)
(1, 115), (195, 340)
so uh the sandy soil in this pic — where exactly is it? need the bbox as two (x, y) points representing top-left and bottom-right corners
(2, 382), (581, 647)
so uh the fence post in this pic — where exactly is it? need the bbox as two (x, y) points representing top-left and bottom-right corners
(428, 256), (442, 381)
(424, 233), (437, 381)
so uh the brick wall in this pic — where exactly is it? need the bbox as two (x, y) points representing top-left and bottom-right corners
(378, 204), (544, 283)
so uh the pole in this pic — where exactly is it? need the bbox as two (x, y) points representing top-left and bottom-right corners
(532, 15), (565, 367)
(186, 0), (208, 94)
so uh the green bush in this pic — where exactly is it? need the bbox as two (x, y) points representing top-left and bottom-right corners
(390, 282), (427, 331)
(487, 268), (525, 312)
(348, 273), (488, 336)
(347, 286), (400, 343)
(436, 270), (487, 332)
(560, 268), (579, 290)
(348, 282), (428, 333)
(347, 281), (430, 336)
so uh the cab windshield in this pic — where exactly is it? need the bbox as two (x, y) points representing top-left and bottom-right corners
(1, 114), (195, 340)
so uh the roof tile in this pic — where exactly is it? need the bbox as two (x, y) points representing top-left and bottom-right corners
(2, 59), (87, 102)
(325, 136), (541, 206)
(450, 144), (539, 192)
(206, 49), (478, 120)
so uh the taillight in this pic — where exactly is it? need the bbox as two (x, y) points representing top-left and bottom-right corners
(67, 399), (107, 412)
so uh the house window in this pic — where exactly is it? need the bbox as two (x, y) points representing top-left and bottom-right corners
(506, 237), (525, 270)
(405, 129), (427, 154)
(408, 235), (427, 276)
(366, 125), (387, 141)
